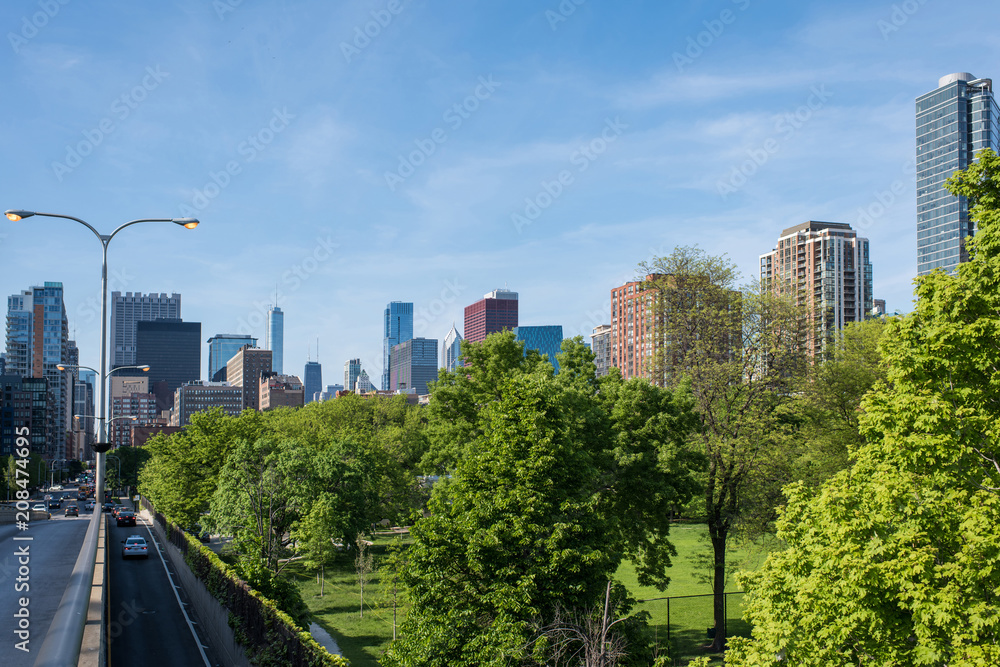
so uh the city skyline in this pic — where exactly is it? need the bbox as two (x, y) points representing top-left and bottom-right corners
(2, 2), (998, 382)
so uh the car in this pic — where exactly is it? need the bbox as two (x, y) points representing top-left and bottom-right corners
(121, 535), (149, 559)
(85, 500), (95, 511)
(116, 511), (136, 527)
(65, 505), (79, 517)
(112, 505), (126, 518)
(48, 498), (61, 509)
(102, 502), (115, 512)
(31, 503), (46, 512)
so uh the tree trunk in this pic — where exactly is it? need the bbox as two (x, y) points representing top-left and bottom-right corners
(709, 530), (727, 652)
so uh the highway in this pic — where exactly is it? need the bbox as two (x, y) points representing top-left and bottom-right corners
(108, 506), (220, 666)
(0, 505), (90, 666)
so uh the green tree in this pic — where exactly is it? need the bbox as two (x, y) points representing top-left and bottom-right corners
(728, 149), (1000, 666)
(641, 247), (808, 651)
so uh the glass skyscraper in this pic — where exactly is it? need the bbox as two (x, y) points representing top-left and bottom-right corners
(513, 325), (564, 373)
(442, 324), (463, 372)
(267, 306), (284, 374)
(207, 334), (258, 381)
(383, 302), (413, 390)
(916, 73), (999, 275)
(304, 361), (322, 403)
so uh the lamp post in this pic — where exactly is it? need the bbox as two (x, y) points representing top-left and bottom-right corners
(6, 209), (197, 666)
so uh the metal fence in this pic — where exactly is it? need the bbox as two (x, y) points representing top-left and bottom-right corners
(636, 591), (749, 665)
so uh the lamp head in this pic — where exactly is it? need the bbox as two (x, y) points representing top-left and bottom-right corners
(173, 217), (200, 229)
(5, 210), (35, 222)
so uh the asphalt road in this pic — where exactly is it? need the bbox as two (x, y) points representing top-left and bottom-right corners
(108, 509), (219, 667)
(0, 507), (90, 666)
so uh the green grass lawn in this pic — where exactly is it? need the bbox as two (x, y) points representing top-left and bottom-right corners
(290, 525), (773, 666)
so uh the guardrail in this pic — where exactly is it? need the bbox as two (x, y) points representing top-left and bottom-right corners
(33, 505), (103, 666)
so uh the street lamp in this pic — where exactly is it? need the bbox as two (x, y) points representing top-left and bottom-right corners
(7, 210), (197, 511)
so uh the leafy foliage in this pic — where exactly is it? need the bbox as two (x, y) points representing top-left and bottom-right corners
(728, 149), (1000, 666)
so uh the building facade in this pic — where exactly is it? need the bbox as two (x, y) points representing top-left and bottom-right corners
(266, 306), (284, 374)
(442, 324), (463, 372)
(111, 391), (159, 449)
(513, 326), (564, 373)
(226, 346), (272, 411)
(464, 288), (518, 344)
(344, 358), (362, 396)
(916, 73), (999, 275)
(207, 334), (258, 382)
(389, 337), (438, 395)
(5, 282), (69, 457)
(171, 381), (243, 426)
(760, 220), (873, 357)
(355, 370), (375, 394)
(590, 324), (612, 378)
(383, 302), (413, 390)
(304, 361), (322, 404)
(0, 375), (48, 458)
(111, 292), (181, 368)
(136, 319), (201, 411)
(259, 373), (304, 410)
(610, 276), (659, 381)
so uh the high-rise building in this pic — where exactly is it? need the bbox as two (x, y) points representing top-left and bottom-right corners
(207, 334), (258, 382)
(111, 292), (181, 368)
(591, 324), (612, 377)
(916, 73), (999, 275)
(513, 326), (564, 373)
(171, 381), (244, 426)
(442, 324), (463, 372)
(227, 346), (272, 411)
(383, 302), (414, 390)
(136, 319), (201, 411)
(266, 306), (284, 374)
(344, 358), (362, 395)
(355, 370), (375, 394)
(760, 220), (873, 357)
(0, 375), (48, 458)
(72, 376), (95, 459)
(389, 337), (438, 395)
(610, 276), (659, 381)
(304, 361), (322, 404)
(464, 288), (518, 344)
(111, 391), (159, 449)
(5, 282), (69, 457)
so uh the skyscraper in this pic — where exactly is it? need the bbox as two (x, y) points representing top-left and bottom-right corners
(760, 220), (873, 357)
(383, 302), (414, 390)
(513, 326), (564, 373)
(344, 358), (362, 396)
(591, 324), (612, 378)
(304, 361), (322, 404)
(227, 346), (272, 411)
(111, 292), (181, 368)
(610, 276), (658, 381)
(464, 288), (518, 344)
(136, 319), (201, 411)
(442, 323), (463, 372)
(916, 73), (999, 275)
(5, 282), (69, 457)
(207, 334), (258, 381)
(389, 337), (438, 394)
(266, 306), (284, 374)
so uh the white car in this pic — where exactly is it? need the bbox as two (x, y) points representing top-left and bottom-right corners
(31, 503), (46, 512)
(121, 535), (149, 559)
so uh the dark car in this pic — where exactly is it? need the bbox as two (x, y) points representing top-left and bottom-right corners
(48, 498), (61, 509)
(65, 505), (79, 517)
(102, 502), (115, 512)
(117, 511), (136, 527)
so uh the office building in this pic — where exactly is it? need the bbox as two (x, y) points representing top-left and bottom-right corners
(442, 324), (463, 372)
(136, 319), (201, 411)
(72, 376), (95, 459)
(259, 373), (304, 410)
(111, 390), (159, 449)
(514, 326), (564, 373)
(207, 334), (257, 382)
(464, 288), (518, 344)
(266, 306), (284, 374)
(304, 361), (322, 404)
(111, 292), (181, 368)
(389, 337), (438, 395)
(760, 220), (873, 358)
(171, 381), (244, 426)
(5, 282), (69, 458)
(355, 370), (375, 394)
(591, 324), (612, 378)
(344, 358), (362, 396)
(916, 73), (999, 275)
(0, 375), (48, 458)
(227, 346), (272, 411)
(383, 302), (414, 390)
(610, 276), (659, 381)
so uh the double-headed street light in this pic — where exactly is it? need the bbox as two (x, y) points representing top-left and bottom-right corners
(5, 208), (198, 666)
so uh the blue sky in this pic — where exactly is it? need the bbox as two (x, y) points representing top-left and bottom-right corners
(2, 0), (998, 385)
